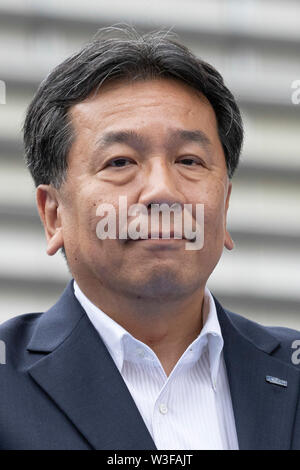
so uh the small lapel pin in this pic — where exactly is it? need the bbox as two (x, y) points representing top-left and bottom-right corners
(266, 375), (287, 388)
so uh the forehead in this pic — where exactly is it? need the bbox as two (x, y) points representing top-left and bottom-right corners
(69, 78), (218, 136)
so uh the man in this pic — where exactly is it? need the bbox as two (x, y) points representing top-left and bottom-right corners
(1, 27), (300, 450)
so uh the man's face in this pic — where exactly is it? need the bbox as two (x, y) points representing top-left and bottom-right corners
(44, 78), (233, 300)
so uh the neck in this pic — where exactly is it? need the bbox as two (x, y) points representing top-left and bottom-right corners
(75, 277), (206, 376)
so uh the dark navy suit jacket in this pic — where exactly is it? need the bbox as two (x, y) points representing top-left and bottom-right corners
(1, 279), (300, 450)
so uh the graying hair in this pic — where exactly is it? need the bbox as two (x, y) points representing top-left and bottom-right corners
(24, 26), (243, 189)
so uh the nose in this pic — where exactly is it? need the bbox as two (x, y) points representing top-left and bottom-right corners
(138, 156), (184, 208)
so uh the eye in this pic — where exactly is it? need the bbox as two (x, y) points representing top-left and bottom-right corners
(177, 157), (202, 166)
(107, 158), (135, 168)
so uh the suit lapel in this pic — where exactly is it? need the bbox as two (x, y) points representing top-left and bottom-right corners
(215, 298), (300, 450)
(27, 281), (156, 450)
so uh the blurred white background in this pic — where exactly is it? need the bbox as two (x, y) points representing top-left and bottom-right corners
(0, 0), (299, 327)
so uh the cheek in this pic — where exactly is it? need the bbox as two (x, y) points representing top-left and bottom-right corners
(61, 195), (98, 249)
(81, 191), (124, 244)
(74, 184), (106, 227)
(201, 185), (227, 233)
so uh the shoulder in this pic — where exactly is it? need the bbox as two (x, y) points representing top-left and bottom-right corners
(226, 308), (300, 341)
(0, 312), (43, 365)
(224, 308), (300, 365)
(0, 311), (42, 339)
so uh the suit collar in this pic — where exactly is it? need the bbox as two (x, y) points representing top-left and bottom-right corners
(214, 297), (300, 450)
(27, 281), (280, 358)
(27, 280), (85, 353)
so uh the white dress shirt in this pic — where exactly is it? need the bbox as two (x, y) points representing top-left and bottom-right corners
(74, 281), (239, 450)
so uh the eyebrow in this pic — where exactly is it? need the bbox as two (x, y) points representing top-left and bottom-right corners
(167, 129), (212, 152)
(94, 128), (212, 155)
(95, 130), (150, 154)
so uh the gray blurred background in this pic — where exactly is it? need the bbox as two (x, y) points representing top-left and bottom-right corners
(0, 0), (299, 327)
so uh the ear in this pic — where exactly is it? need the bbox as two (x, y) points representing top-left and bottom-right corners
(36, 185), (64, 256)
(224, 182), (234, 251)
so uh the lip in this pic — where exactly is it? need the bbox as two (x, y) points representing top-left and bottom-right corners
(135, 238), (185, 242)
(131, 237), (187, 250)
(132, 231), (187, 240)
(122, 232), (196, 245)
(133, 232), (196, 242)
(132, 235), (187, 242)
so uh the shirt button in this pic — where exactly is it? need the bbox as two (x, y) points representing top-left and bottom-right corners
(159, 403), (168, 414)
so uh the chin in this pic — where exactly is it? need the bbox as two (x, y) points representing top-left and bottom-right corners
(125, 267), (202, 300)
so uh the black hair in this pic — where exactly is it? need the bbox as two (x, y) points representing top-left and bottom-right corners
(24, 26), (243, 188)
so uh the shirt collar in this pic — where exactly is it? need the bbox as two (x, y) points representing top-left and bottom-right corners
(73, 281), (224, 389)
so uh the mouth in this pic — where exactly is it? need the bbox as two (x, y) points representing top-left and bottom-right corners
(127, 232), (196, 243)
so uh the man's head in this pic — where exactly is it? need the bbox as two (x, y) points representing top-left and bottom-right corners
(24, 27), (243, 302)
